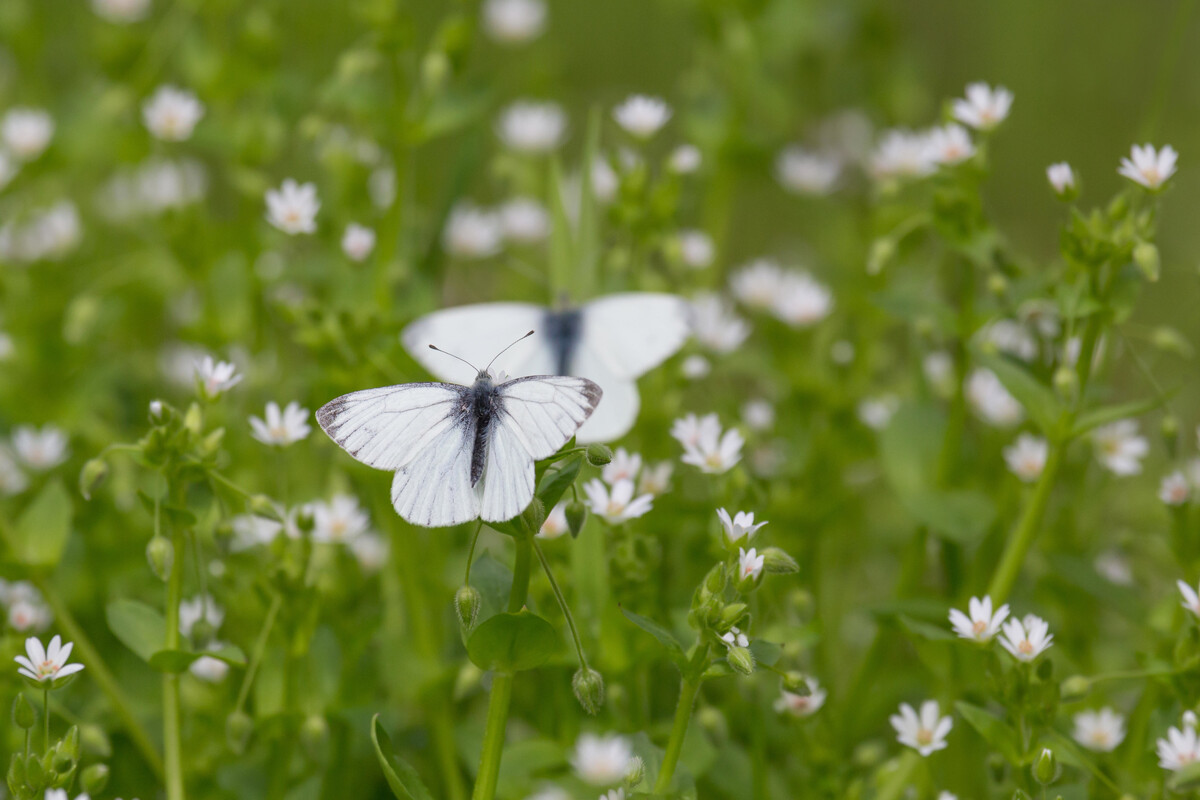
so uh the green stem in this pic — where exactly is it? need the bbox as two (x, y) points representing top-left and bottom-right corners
(987, 443), (1064, 603)
(653, 673), (703, 792)
(876, 751), (920, 800)
(43, 688), (49, 752)
(532, 538), (588, 669)
(164, 526), (186, 800)
(235, 593), (282, 712)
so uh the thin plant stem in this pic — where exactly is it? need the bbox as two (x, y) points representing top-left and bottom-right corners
(43, 688), (49, 752)
(164, 481), (188, 800)
(532, 538), (588, 669)
(987, 442), (1064, 604)
(235, 593), (283, 712)
(653, 671), (703, 792)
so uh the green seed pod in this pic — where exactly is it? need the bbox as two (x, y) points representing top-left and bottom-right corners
(727, 646), (755, 676)
(565, 500), (587, 538)
(717, 603), (748, 629)
(78, 458), (109, 501)
(226, 710), (254, 755)
(146, 536), (174, 582)
(454, 585), (482, 634)
(571, 667), (605, 715)
(12, 693), (36, 730)
(585, 443), (613, 467)
(81, 763), (109, 796)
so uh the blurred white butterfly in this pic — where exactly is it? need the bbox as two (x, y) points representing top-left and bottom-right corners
(401, 293), (689, 443)
(317, 333), (602, 528)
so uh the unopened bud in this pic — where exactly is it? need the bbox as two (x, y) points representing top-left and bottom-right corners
(51, 750), (73, 775)
(717, 603), (747, 629)
(226, 710), (254, 754)
(987, 273), (1008, 296)
(624, 755), (645, 788)
(12, 694), (35, 730)
(1133, 241), (1160, 282)
(1033, 747), (1057, 785)
(867, 237), (895, 276)
(149, 399), (166, 423)
(79, 458), (109, 501)
(1060, 675), (1090, 702)
(727, 646), (755, 676)
(146, 536), (174, 582)
(300, 715), (329, 759)
(704, 563), (726, 594)
(81, 764), (109, 796)
(585, 443), (613, 467)
(572, 667), (606, 715)
(1053, 366), (1077, 403)
(248, 494), (282, 521)
(761, 547), (799, 575)
(782, 672), (811, 694)
(565, 500), (587, 538)
(521, 497), (546, 533)
(61, 726), (80, 761)
(455, 585), (482, 634)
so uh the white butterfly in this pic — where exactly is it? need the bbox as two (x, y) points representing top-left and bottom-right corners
(317, 334), (602, 528)
(401, 293), (689, 443)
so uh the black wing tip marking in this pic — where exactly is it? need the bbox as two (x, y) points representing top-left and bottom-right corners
(315, 397), (344, 432)
(580, 379), (603, 410)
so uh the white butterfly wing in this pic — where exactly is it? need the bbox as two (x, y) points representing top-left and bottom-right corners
(568, 345), (639, 444)
(401, 303), (554, 384)
(316, 383), (481, 527)
(478, 375), (603, 522)
(578, 293), (690, 379)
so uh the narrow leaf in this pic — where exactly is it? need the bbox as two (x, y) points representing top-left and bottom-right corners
(371, 715), (436, 800)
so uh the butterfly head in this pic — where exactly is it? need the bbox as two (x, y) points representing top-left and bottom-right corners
(428, 330), (535, 386)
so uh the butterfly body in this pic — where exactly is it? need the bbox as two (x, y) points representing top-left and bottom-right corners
(465, 371), (501, 487)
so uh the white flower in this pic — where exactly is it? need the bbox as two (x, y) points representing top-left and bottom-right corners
(1094, 550), (1133, 586)
(674, 414), (743, 474)
(9, 599), (52, 632)
(637, 461), (673, 496)
(15, 635), (84, 683)
(91, 0), (150, 22)
(0, 151), (18, 192)
(189, 650), (230, 683)
(1161, 471), (1190, 506)
(952, 82), (1013, 131)
(1118, 143), (1177, 190)
(12, 425), (69, 471)
(668, 144), (702, 174)
(858, 396), (899, 431)
(772, 272), (833, 328)
(1178, 579), (1200, 617)
(923, 352), (954, 396)
(773, 677), (826, 717)
(871, 129), (938, 179)
(142, 86), (204, 141)
(738, 547), (764, 581)
(680, 355), (710, 380)
(1, 202), (82, 262)
(999, 614), (1054, 662)
(775, 147), (841, 195)
(179, 595), (224, 639)
(312, 495), (370, 543)
(602, 448), (642, 485)
(716, 508), (767, 545)
(1092, 420), (1149, 476)
(525, 786), (570, 800)
(600, 790), (625, 800)
(730, 259), (786, 310)
(676, 229), (714, 269)
(482, 0), (546, 44)
(948, 595), (1009, 642)
(937, 794), (958, 800)
(0, 447), (25, 496)
(721, 626), (749, 648)
(966, 368), (1023, 427)
(230, 514), (285, 551)
(742, 399), (774, 431)
(341, 223), (376, 261)
(2, 109), (54, 161)
(369, 167), (396, 209)
(583, 479), (653, 524)
(350, 532), (388, 572)
(265, 179), (319, 234)
(612, 95), (671, 139)
(499, 198), (550, 243)
(195, 355), (242, 399)
(926, 124), (975, 165)
(497, 101), (567, 153)
(1158, 720), (1200, 771)
(571, 733), (634, 785)
(538, 502), (569, 539)
(890, 700), (952, 756)
(1004, 434), (1048, 483)
(984, 319), (1038, 362)
(250, 401), (311, 447)
(443, 204), (503, 259)
(689, 293), (750, 353)
(1047, 162), (1075, 196)
(1073, 708), (1125, 753)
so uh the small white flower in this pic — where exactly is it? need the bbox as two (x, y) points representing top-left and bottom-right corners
(142, 86), (204, 141)
(952, 82), (1013, 131)
(91, 0), (150, 22)
(341, 223), (376, 261)
(742, 399), (774, 431)
(350, 532), (389, 572)
(858, 396), (899, 431)
(680, 354), (710, 380)
(443, 204), (503, 259)
(773, 677), (826, 717)
(871, 129), (938, 179)
(674, 413), (743, 474)
(0, 447), (27, 496)
(999, 614), (1054, 662)
(497, 101), (567, 153)
(8, 599), (52, 632)
(948, 595), (1009, 643)
(1178, 579), (1200, 617)
(179, 595), (224, 638)
(1092, 419), (1149, 476)
(927, 123), (975, 165)
(775, 147), (841, 195)
(2, 109), (54, 161)
(15, 635), (85, 683)
(189, 650), (230, 683)
(721, 626), (749, 648)
(1161, 471), (1191, 506)
(12, 425), (69, 471)
(265, 179), (319, 234)
(369, 167), (396, 209)
(612, 95), (671, 139)
(0, 152), (18, 192)
(668, 144), (702, 174)
(983, 319), (1038, 362)
(738, 547), (764, 581)
(637, 461), (673, 496)
(716, 508), (767, 545)
(890, 700), (953, 756)
(583, 479), (653, 524)
(525, 785), (570, 800)
(772, 272), (833, 328)
(499, 198), (550, 243)
(1118, 143), (1177, 190)
(195, 355), (242, 399)
(1004, 434), (1048, 483)
(249, 401), (312, 447)
(923, 352), (955, 396)
(230, 514), (284, 551)
(730, 259), (786, 310)
(482, 0), (546, 44)
(689, 293), (750, 353)
(1047, 162), (1075, 196)
(571, 733), (634, 785)
(1094, 550), (1133, 586)
(937, 794), (958, 800)
(1073, 708), (1125, 753)
(538, 502), (569, 539)
(312, 495), (370, 543)
(676, 229), (714, 269)
(600, 790), (625, 800)
(1158, 720), (1200, 771)
(602, 449), (642, 485)
(966, 368), (1023, 428)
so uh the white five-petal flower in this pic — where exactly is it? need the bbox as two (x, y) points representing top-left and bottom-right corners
(1177, 579), (1200, 617)
(1158, 718), (1200, 771)
(738, 547), (765, 581)
(612, 95), (672, 139)
(1118, 144), (1177, 190)
(1046, 162), (1076, 196)
(1160, 471), (1190, 506)
(1004, 434), (1048, 483)
(999, 614), (1054, 662)
(674, 413), (744, 474)
(948, 595), (1009, 643)
(265, 179), (320, 234)
(1092, 419), (1149, 476)
(890, 700), (953, 756)
(11, 425), (69, 471)
(773, 677), (827, 717)
(1073, 708), (1125, 753)
(249, 401), (311, 446)
(142, 85), (205, 141)
(717, 508), (768, 545)
(341, 223), (376, 261)
(952, 82), (1013, 131)
(583, 478), (653, 524)
(195, 355), (242, 399)
(15, 635), (84, 683)
(571, 733), (634, 785)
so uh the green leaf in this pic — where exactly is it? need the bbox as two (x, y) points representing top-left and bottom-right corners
(10, 481), (72, 568)
(977, 354), (1062, 436)
(148, 644), (247, 673)
(901, 489), (996, 544)
(749, 639), (782, 667)
(956, 701), (1023, 765)
(1040, 730), (1122, 794)
(620, 607), (687, 666)
(898, 615), (955, 642)
(1069, 391), (1175, 439)
(878, 402), (945, 500)
(106, 600), (165, 663)
(536, 455), (582, 512)
(466, 610), (560, 672)
(371, 715), (435, 800)
(470, 552), (515, 624)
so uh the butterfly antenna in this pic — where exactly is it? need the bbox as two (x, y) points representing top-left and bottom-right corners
(427, 344), (480, 373)
(486, 330), (536, 374)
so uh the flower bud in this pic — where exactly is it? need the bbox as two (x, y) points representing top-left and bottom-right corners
(624, 756), (645, 788)
(226, 710), (254, 754)
(146, 536), (174, 582)
(1059, 675), (1090, 702)
(717, 603), (748, 630)
(727, 646), (755, 676)
(572, 667), (606, 715)
(565, 500), (587, 538)
(455, 585), (482, 634)
(61, 726), (80, 761)
(987, 273), (1008, 296)
(149, 399), (166, 423)
(782, 671), (811, 694)
(183, 402), (204, 434)
(867, 237), (895, 276)
(1033, 747), (1057, 786)
(300, 714), (329, 760)
(585, 443), (613, 467)
(1133, 241), (1160, 282)
(521, 497), (546, 534)
(79, 458), (109, 501)
(81, 763), (109, 796)
(1053, 366), (1077, 403)
(760, 547), (799, 575)
(51, 749), (73, 775)
(249, 494), (283, 521)
(12, 693), (36, 730)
